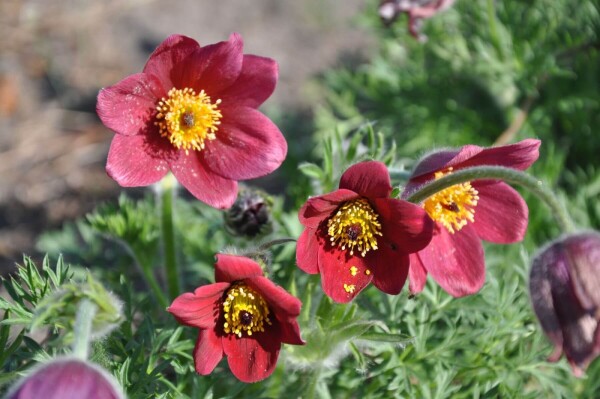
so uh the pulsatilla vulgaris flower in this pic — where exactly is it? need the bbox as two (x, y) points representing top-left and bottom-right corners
(296, 161), (433, 303)
(167, 254), (304, 383)
(404, 139), (541, 297)
(378, 0), (456, 41)
(529, 231), (600, 376)
(97, 33), (286, 209)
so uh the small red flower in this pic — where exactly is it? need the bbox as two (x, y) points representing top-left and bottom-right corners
(404, 139), (541, 297)
(296, 161), (433, 303)
(97, 34), (286, 209)
(167, 254), (304, 383)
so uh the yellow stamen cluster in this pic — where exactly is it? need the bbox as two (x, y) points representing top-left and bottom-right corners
(327, 198), (382, 257)
(223, 283), (271, 338)
(423, 168), (480, 234)
(154, 87), (222, 153)
(344, 284), (356, 293)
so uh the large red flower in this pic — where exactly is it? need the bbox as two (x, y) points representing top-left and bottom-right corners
(167, 254), (304, 383)
(97, 34), (286, 209)
(403, 139), (541, 297)
(296, 161), (433, 303)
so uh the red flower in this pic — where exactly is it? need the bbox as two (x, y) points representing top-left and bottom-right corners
(167, 254), (304, 383)
(296, 161), (433, 303)
(404, 139), (541, 297)
(97, 34), (286, 209)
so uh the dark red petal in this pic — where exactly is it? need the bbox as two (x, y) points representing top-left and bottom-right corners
(214, 254), (264, 283)
(167, 282), (229, 329)
(298, 189), (358, 229)
(219, 55), (278, 108)
(97, 73), (163, 136)
(458, 139), (541, 171)
(193, 329), (224, 375)
(418, 225), (485, 297)
(169, 151), (237, 209)
(318, 246), (373, 303)
(142, 34), (200, 91)
(222, 327), (281, 383)
(202, 106), (286, 180)
(565, 232), (600, 312)
(296, 229), (320, 274)
(406, 147), (473, 188)
(471, 181), (529, 243)
(373, 198), (434, 253)
(106, 134), (174, 187)
(339, 161), (392, 198)
(367, 245), (410, 295)
(189, 33), (244, 96)
(408, 253), (428, 295)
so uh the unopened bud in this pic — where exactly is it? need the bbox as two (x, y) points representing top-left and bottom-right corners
(224, 188), (273, 238)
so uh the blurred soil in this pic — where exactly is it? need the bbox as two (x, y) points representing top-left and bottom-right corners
(0, 0), (372, 273)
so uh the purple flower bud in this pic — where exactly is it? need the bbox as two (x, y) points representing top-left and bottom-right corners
(529, 231), (600, 376)
(5, 357), (124, 399)
(224, 187), (273, 238)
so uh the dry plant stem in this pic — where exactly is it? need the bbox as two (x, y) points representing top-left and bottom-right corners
(160, 177), (180, 300)
(72, 299), (97, 360)
(406, 165), (576, 233)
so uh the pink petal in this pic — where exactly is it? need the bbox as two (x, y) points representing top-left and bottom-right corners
(193, 329), (224, 375)
(296, 229), (320, 274)
(106, 134), (174, 187)
(298, 189), (358, 229)
(471, 181), (529, 244)
(169, 151), (237, 209)
(418, 225), (485, 297)
(339, 161), (392, 199)
(406, 147), (476, 189)
(219, 55), (278, 108)
(367, 244), (410, 295)
(318, 246), (373, 303)
(142, 34), (200, 92)
(167, 282), (229, 329)
(222, 328), (281, 383)
(97, 73), (164, 136)
(201, 106), (286, 180)
(214, 254), (264, 283)
(458, 139), (541, 171)
(408, 253), (428, 295)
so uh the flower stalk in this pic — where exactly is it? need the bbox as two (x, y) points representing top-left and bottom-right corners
(160, 174), (180, 300)
(72, 299), (97, 360)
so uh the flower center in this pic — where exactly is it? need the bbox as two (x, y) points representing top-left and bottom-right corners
(423, 168), (479, 234)
(154, 87), (222, 153)
(327, 198), (382, 257)
(222, 283), (271, 338)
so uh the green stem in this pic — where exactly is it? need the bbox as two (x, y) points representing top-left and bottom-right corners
(304, 365), (323, 399)
(160, 175), (180, 300)
(257, 237), (297, 251)
(72, 299), (97, 360)
(136, 251), (168, 308)
(406, 165), (576, 233)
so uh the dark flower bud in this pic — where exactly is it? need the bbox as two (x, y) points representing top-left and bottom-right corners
(529, 231), (600, 376)
(4, 357), (125, 399)
(224, 188), (273, 238)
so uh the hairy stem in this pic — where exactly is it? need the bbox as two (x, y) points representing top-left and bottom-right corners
(72, 299), (97, 360)
(160, 175), (180, 300)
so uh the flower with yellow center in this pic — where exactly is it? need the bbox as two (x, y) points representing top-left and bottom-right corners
(222, 283), (271, 338)
(154, 87), (222, 154)
(423, 168), (479, 234)
(327, 198), (383, 257)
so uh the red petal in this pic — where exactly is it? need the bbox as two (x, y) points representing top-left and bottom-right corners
(471, 181), (528, 243)
(169, 151), (237, 209)
(142, 34), (200, 91)
(202, 106), (286, 180)
(193, 329), (224, 375)
(222, 327), (281, 383)
(97, 73), (163, 136)
(458, 139), (541, 171)
(296, 229), (320, 274)
(318, 246), (373, 303)
(367, 244), (410, 295)
(106, 134), (174, 187)
(373, 198), (434, 253)
(418, 225), (485, 297)
(219, 55), (278, 108)
(339, 161), (392, 198)
(298, 189), (358, 229)
(167, 282), (229, 328)
(214, 254), (264, 283)
(408, 253), (427, 295)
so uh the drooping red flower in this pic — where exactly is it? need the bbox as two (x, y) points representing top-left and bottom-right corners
(404, 139), (541, 297)
(378, 0), (456, 41)
(167, 254), (304, 383)
(97, 33), (286, 209)
(296, 161), (433, 303)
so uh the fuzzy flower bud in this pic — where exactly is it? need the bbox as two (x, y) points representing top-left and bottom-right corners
(529, 231), (600, 376)
(224, 187), (273, 238)
(4, 357), (125, 399)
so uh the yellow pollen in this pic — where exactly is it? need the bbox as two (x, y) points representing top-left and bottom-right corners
(327, 198), (382, 257)
(344, 284), (356, 293)
(154, 87), (222, 153)
(222, 283), (271, 338)
(365, 269), (371, 275)
(423, 168), (479, 234)
(350, 266), (358, 276)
